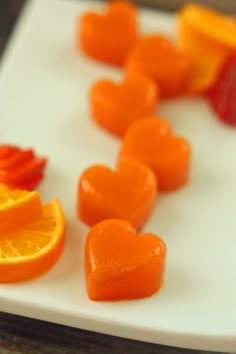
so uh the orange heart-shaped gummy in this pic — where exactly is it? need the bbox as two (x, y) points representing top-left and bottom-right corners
(118, 117), (191, 191)
(78, 159), (157, 231)
(78, 1), (138, 66)
(85, 219), (166, 301)
(126, 35), (192, 97)
(90, 74), (159, 137)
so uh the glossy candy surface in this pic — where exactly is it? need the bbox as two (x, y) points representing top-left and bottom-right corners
(78, 159), (157, 231)
(85, 219), (166, 301)
(90, 74), (159, 137)
(118, 117), (191, 191)
(79, 0), (138, 66)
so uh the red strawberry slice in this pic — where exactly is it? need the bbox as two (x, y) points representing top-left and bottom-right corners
(8, 172), (44, 191)
(0, 144), (48, 190)
(0, 157), (47, 184)
(0, 149), (35, 170)
(0, 145), (20, 159)
(208, 56), (236, 127)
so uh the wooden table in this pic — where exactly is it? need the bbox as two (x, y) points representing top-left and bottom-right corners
(0, 1), (235, 353)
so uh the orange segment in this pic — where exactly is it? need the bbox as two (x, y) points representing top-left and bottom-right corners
(0, 199), (66, 282)
(177, 17), (227, 94)
(177, 4), (236, 94)
(180, 4), (236, 48)
(0, 184), (43, 234)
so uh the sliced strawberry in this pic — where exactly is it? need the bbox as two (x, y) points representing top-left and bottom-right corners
(0, 157), (47, 184)
(7, 172), (44, 191)
(0, 149), (35, 170)
(208, 56), (236, 127)
(0, 145), (20, 159)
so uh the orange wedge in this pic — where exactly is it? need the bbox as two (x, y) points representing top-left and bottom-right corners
(177, 4), (236, 94)
(0, 199), (65, 282)
(0, 184), (43, 235)
(179, 4), (236, 47)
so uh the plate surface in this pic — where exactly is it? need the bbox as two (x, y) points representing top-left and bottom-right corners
(0, 0), (236, 352)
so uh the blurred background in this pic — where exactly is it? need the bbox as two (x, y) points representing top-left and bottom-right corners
(0, 0), (236, 56)
(136, 0), (236, 12)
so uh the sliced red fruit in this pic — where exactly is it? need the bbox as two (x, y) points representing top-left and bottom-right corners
(0, 144), (48, 190)
(0, 157), (47, 184)
(0, 145), (20, 159)
(0, 149), (35, 170)
(208, 55), (236, 127)
(8, 172), (44, 190)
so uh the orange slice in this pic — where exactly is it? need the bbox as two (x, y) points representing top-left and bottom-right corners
(180, 4), (236, 48)
(177, 4), (236, 94)
(0, 184), (43, 234)
(0, 199), (66, 282)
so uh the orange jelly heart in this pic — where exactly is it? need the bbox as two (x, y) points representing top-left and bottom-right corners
(125, 35), (192, 97)
(90, 73), (159, 137)
(78, 159), (157, 231)
(118, 117), (191, 191)
(85, 219), (167, 301)
(78, 0), (138, 66)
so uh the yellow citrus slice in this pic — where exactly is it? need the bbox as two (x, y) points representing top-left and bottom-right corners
(0, 199), (66, 282)
(0, 184), (43, 235)
(180, 4), (236, 48)
(177, 4), (236, 94)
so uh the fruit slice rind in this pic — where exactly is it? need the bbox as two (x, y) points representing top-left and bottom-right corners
(0, 188), (40, 211)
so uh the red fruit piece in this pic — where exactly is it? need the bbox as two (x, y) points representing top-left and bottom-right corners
(0, 146), (20, 159)
(8, 172), (44, 191)
(0, 158), (47, 184)
(0, 149), (35, 170)
(0, 144), (48, 190)
(208, 56), (236, 127)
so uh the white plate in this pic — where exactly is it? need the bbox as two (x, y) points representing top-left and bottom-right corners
(0, 0), (236, 352)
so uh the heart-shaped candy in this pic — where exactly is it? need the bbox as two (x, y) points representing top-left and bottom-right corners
(78, 1), (138, 66)
(78, 159), (157, 231)
(125, 35), (192, 97)
(85, 219), (166, 301)
(118, 117), (191, 191)
(90, 74), (159, 137)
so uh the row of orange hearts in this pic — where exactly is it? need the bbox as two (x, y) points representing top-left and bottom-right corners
(77, 2), (191, 300)
(78, 116), (190, 300)
(77, 116), (191, 232)
(79, 0), (193, 99)
(77, 115), (190, 300)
